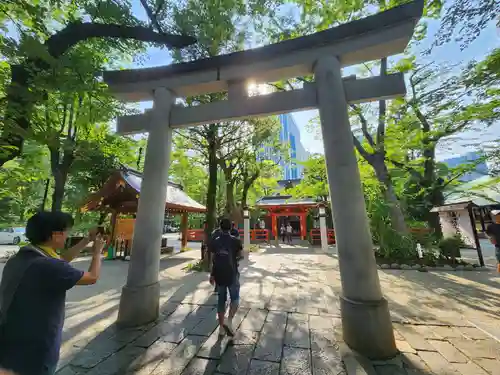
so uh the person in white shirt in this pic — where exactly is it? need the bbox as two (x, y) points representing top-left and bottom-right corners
(286, 223), (293, 244)
(259, 220), (265, 230)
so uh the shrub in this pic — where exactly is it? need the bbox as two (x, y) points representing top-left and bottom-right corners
(369, 201), (417, 261)
(437, 236), (463, 260)
(422, 249), (438, 266)
(377, 229), (417, 262)
(249, 245), (259, 252)
(408, 222), (437, 248)
(182, 260), (207, 272)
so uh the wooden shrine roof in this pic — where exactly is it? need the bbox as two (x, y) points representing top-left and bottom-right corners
(255, 195), (320, 210)
(430, 201), (478, 213)
(82, 167), (206, 214)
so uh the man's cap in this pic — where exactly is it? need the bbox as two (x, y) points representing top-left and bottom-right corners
(491, 209), (500, 216)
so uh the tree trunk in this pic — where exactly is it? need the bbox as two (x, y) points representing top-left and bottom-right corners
(225, 180), (236, 216)
(49, 147), (73, 212)
(240, 172), (259, 209)
(203, 132), (218, 269)
(241, 184), (251, 209)
(0, 65), (34, 164)
(204, 125), (218, 241)
(426, 186), (445, 238)
(41, 179), (50, 211)
(372, 157), (408, 234)
(51, 170), (67, 212)
(221, 162), (236, 217)
(384, 185), (408, 234)
(421, 143), (443, 236)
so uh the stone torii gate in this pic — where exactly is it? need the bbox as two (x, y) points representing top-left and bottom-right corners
(103, 0), (423, 359)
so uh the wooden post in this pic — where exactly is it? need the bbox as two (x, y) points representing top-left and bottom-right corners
(107, 210), (118, 259)
(181, 212), (188, 250)
(300, 213), (307, 240)
(271, 213), (277, 241)
(468, 206), (485, 267)
(479, 208), (486, 232)
(110, 210), (118, 242)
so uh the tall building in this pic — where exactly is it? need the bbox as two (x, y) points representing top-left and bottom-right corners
(259, 113), (309, 180)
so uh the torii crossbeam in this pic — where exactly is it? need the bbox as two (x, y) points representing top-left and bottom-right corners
(103, 0), (424, 360)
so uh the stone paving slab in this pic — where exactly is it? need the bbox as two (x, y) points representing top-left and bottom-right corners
(311, 349), (345, 375)
(247, 360), (280, 375)
(85, 345), (145, 375)
(471, 358), (500, 375)
(181, 358), (218, 375)
(195, 329), (231, 360)
(253, 311), (287, 362)
(285, 313), (310, 349)
(69, 337), (128, 369)
(375, 323), (500, 375)
(160, 302), (181, 317)
(152, 335), (207, 375)
(127, 340), (178, 375)
(281, 347), (312, 375)
(196, 307), (249, 359)
(216, 344), (254, 375)
(232, 330), (260, 346)
(238, 309), (268, 332)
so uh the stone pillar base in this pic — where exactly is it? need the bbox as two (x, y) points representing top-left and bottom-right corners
(117, 282), (160, 327)
(340, 295), (397, 360)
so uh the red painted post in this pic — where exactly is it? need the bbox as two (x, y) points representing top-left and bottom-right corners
(271, 214), (277, 240)
(300, 213), (307, 240)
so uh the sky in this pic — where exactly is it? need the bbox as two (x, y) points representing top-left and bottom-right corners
(128, 1), (499, 161)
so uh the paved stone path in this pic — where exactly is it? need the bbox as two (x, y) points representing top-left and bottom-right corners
(2, 244), (499, 375)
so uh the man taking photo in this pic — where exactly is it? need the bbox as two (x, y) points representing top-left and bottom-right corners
(209, 218), (242, 337)
(0, 211), (105, 375)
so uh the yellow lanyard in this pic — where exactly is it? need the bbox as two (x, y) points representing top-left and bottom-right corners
(38, 245), (61, 259)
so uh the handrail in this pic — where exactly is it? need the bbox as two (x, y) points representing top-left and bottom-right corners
(309, 228), (336, 245)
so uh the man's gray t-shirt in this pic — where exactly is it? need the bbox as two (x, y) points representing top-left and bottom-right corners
(0, 255), (83, 375)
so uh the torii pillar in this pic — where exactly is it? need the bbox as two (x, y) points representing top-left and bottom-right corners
(117, 87), (174, 326)
(315, 56), (396, 358)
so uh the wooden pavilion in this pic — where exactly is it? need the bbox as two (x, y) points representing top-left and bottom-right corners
(82, 166), (206, 257)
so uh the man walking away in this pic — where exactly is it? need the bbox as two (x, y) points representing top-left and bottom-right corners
(485, 209), (500, 273)
(0, 211), (105, 375)
(209, 218), (242, 337)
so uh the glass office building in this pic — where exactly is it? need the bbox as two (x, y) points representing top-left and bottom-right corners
(259, 114), (309, 180)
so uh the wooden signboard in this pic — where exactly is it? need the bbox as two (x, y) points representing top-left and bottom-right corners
(114, 218), (135, 241)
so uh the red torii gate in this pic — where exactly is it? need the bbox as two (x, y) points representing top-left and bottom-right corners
(255, 196), (318, 240)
